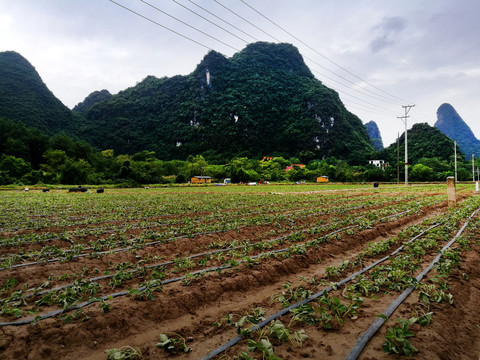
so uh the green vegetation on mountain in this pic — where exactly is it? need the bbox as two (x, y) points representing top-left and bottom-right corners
(1, 116), (476, 185)
(73, 89), (112, 113)
(80, 42), (374, 163)
(1, 46), (478, 185)
(0, 117), (99, 184)
(0, 51), (81, 135)
(380, 123), (460, 163)
(378, 123), (472, 181)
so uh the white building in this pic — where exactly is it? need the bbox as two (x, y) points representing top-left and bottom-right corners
(368, 160), (387, 170)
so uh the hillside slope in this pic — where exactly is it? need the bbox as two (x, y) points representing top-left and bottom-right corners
(81, 42), (374, 162)
(0, 44), (374, 163)
(0, 51), (80, 134)
(379, 122), (460, 164)
(73, 89), (112, 114)
(435, 103), (480, 158)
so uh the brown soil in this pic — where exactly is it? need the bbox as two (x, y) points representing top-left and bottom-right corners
(0, 189), (478, 360)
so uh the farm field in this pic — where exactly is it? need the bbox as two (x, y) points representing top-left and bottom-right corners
(0, 183), (479, 359)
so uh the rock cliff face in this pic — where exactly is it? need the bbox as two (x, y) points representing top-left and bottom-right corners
(435, 103), (480, 158)
(365, 121), (384, 151)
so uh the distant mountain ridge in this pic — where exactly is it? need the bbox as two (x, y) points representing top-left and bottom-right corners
(364, 121), (384, 151)
(435, 103), (480, 158)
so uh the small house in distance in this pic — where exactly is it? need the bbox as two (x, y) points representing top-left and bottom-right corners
(191, 176), (212, 184)
(368, 160), (387, 170)
(316, 176), (329, 183)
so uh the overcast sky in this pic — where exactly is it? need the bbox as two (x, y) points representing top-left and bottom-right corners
(1, 0), (479, 148)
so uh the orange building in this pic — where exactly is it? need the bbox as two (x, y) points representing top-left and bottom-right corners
(191, 176), (212, 184)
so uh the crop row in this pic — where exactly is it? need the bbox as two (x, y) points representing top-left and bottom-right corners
(198, 195), (480, 359)
(0, 191), (414, 247)
(0, 192), (445, 326)
(0, 192), (435, 266)
(0, 186), (448, 233)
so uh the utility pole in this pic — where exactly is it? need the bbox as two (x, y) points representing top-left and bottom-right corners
(397, 132), (400, 185)
(473, 154), (475, 182)
(398, 104), (415, 186)
(454, 141), (457, 182)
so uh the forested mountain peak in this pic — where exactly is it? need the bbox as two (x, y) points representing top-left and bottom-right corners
(81, 42), (373, 162)
(73, 89), (112, 113)
(193, 50), (228, 75)
(435, 103), (480, 158)
(0, 51), (78, 134)
(230, 42), (314, 78)
(0, 51), (34, 74)
(0, 44), (374, 163)
(380, 122), (460, 164)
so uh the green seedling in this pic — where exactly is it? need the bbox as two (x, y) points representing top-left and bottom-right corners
(268, 320), (308, 346)
(247, 338), (280, 360)
(382, 318), (418, 356)
(156, 333), (192, 354)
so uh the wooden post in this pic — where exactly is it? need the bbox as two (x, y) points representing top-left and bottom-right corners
(447, 176), (456, 207)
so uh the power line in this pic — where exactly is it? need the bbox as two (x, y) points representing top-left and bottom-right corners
(170, 0), (249, 44)
(110, 0), (407, 120)
(304, 58), (401, 107)
(239, 0), (411, 105)
(187, 0), (259, 42)
(343, 102), (398, 117)
(308, 67), (399, 115)
(109, 0), (213, 52)
(212, 0), (282, 43)
(139, 0), (240, 51)
(209, 0), (407, 114)
(209, 0), (400, 108)
(412, 106), (433, 124)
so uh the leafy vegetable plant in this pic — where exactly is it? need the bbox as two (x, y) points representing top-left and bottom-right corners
(156, 333), (192, 354)
(382, 319), (418, 356)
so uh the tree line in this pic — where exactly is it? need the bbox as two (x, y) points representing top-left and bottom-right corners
(1, 118), (477, 186)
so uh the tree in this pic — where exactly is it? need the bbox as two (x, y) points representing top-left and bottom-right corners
(363, 164), (388, 182)
(101, 149), (114, 158)
(0, 155), (32, 183)
(410, 164), (434, 182)
(230, 157), (260, 183)
(60, 159), (92, 184)
(41, 149), (67, 182)
(259, 160), (286, 181)
(117, 160), (132, 180)
(187, 155), (208, 177)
